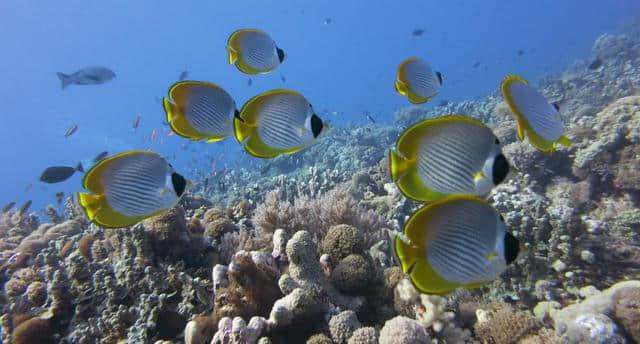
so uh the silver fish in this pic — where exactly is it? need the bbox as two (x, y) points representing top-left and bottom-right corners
(56, 66), (116, 89)
(65, 124), (78, 138)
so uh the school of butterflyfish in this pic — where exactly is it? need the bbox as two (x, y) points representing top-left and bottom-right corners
(50, 28), (571, 295)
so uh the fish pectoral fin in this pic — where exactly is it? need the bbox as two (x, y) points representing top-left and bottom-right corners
(473, 171), (485, 182)
(486, 251), (498, 261)
(297, 127), (305, 137)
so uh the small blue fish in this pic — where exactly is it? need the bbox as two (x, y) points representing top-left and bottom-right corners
(56, 66), (116, 89)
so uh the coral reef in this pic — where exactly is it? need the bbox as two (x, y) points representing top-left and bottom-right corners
(1, 26), (640, 344)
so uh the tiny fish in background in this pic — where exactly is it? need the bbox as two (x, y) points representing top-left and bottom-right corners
(323, 18), (332, 25)
(133, 114), (141, 131)
(55, 192), (65, 205)
(472, 61), (481, 69)
(150, 128), (158, 141)
(24, 183), (32, 192)
(281, 75), (286, 83)
(179, 70), (189, 81)
(65, 124), (78, 138)
(2, 201), (16, 213)
(365, 112), (376, 124)
(588, 58), (603, 70)
(248, 78), (253, 86)
(517, 49), (525, 56)
(93, 151), (109, 163)
(40, 163), (84, 184)
(56, 66), (116, 89)
(18, 200), (32, 216)
(411, 29), (424, 36)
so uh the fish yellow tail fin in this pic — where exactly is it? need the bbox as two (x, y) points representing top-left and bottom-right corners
(77, 192), (103, 221)
(389, 149), (411, 181)
(394, 234), (421, 274)
(233, 117), (253, 144)
(227, 47), (238, 65)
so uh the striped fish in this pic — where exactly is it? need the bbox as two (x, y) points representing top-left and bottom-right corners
(394, 57), (442, 104)
(390, 115), (513, 202)
(163, 81), (237, 142)
(500, 74), (571, 153)
(234, 89), (328, 159)
(77, 150), (188, 228)
(394, 195), (520, 295)
(227, 29), (285, 75)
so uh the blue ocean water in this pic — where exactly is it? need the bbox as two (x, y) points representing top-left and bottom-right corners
(0, 0), (638, 216)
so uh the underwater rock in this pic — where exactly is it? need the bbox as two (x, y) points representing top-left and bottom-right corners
(214, 250), (282, 321)
(378, 316), (431, 344)
(551, 280), (640, 342)
(612, 286), (640, 342)
(142, 205), (192, 260)
(184, 314), (216, 344)
(306, 333), (333, 344)
(12, 316), (53, 344)
(329, 310), (361, 344)
(271, 228), (288, 264)
(347, 327), (377, 344)
(330, 254), (371, 293)
(474, 303), (542, 344)
(572, 96), (640, 185)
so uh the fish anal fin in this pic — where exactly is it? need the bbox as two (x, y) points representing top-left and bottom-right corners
(409, 258), (460, 295)
(407, 91), (431, 105)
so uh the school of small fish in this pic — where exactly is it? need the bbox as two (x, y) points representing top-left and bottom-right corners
(14, 26), (572, 297)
